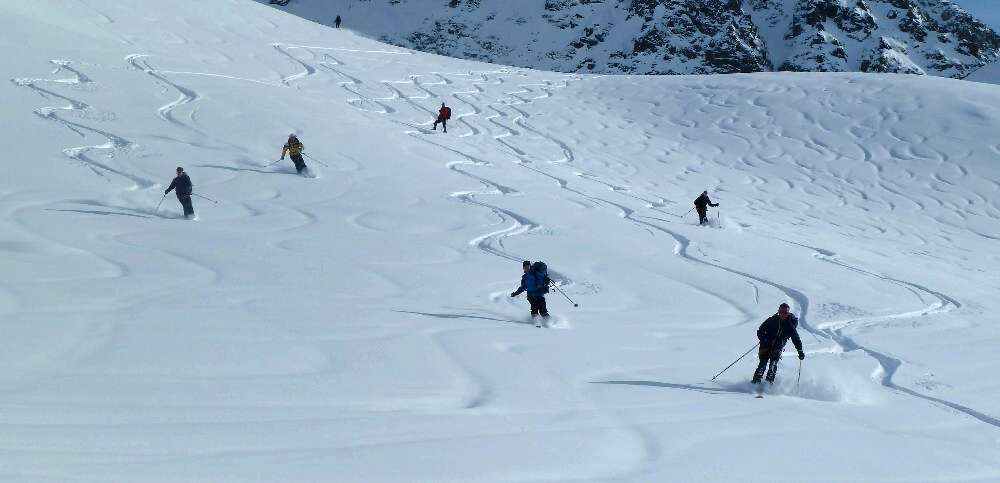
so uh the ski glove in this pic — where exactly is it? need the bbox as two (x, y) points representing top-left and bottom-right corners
(798, 350), (805, 360)
(510, 291), (518, 298)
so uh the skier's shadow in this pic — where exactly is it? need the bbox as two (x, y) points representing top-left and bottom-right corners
(195, 164), (296, 175)
(53, 201), (186, 220)
(393, 309), (533, 326)
(592, 380), (748, 395)
(47, 208), (152, 219)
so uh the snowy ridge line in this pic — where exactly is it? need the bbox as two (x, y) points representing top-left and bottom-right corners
(273, 43), (411, 55)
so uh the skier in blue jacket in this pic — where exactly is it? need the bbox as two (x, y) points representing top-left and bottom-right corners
(511, 260), (550, 323)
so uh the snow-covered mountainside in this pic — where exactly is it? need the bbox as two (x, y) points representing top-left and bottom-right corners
(263, 0), (1000, 78)
(4, 0), (1000, 481)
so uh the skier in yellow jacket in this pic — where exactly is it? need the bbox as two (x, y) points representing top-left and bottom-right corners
(280, 134), (308, 174)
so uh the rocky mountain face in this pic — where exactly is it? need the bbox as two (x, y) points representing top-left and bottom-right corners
(750, 0), (1000, 77)
(267, 0), (1000, 78)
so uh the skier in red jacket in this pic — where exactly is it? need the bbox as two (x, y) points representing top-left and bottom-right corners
(433, 102), (452, 133)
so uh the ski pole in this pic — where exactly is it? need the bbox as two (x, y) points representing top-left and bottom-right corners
(710, 342), (759, 381)
(796, 359), (802, 392)
(682, 207), (694, 218)
(191, 193), (219, 204)
(303, 153), (329, 167)
(265, 158), (283, 167)
(552, 283), (578, 307)
(155, 193), (167, 214)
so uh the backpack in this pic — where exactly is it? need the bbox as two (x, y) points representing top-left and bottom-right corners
(531, 261), (550, 293)
(444, 107), (452, 119)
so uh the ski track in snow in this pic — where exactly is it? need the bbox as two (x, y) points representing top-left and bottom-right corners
(126, 54), (201, 130)
(275, 44), (664, 477)
(345, 57), (1000, 433)
(266, 41), (1000, 480)
(7, 9), (1000, 478)
(13, 60), (150, 187)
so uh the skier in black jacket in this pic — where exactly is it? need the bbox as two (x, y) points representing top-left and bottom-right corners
(693, 191), (718, 225)
(165, 167), (195, 219)
(752, 303), (805, 384)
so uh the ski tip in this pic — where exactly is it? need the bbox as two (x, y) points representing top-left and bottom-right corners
(754, 395), (764, 398)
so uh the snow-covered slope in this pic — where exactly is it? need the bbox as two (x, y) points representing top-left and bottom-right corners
(4, 0), (1000, 481)
(263, 0), (1000, 78)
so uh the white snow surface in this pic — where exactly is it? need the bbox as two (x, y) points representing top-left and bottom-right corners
(4, 1), (1000, 481)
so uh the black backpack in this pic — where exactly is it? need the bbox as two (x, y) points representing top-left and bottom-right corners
(531, 261), (551, 293)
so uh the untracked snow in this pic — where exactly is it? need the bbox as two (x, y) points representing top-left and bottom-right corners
(3, 0), (1000, 481)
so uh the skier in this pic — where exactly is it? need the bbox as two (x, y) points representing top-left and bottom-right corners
(510, 260), (551, 326)
(752, 303), (805, 384)
(334, 15), (342, 28)
(164, 166), (195, 219)
(432, 102), (452, 133)
(280, 134), (308, 174)
(693, 190), (719, 225)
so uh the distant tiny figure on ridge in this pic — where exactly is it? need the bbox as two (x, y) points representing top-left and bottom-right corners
(433, 102), (451, 133)
(335, 15), (342, 28)
(281, 134), (308, 174)
(165, 166), (195, 219)
(693, 190), (719, 225)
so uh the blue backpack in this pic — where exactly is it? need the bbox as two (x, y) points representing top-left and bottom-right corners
(531, 262), (550, 293)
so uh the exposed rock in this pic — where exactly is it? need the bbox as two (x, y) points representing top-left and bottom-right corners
(264, 0), (1000, 78)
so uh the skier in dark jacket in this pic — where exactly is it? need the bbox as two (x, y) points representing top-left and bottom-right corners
(432, 103), (452, 133)
(694, 191), (719, 225)
(165, 166), (195, 219)
(752, 303), (805, 384)
(280, 134), (308, 174)
(511, 260), (550, 325)
(334, 15), (342, 28)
